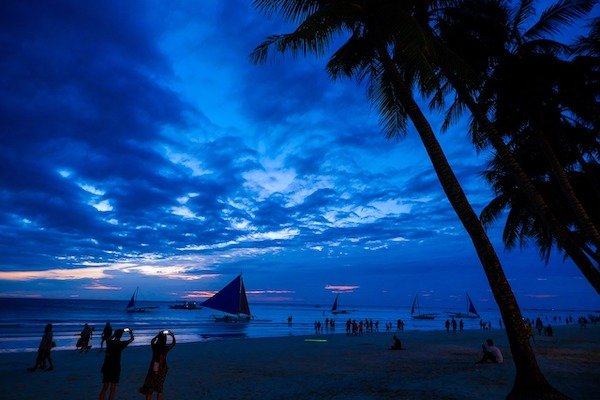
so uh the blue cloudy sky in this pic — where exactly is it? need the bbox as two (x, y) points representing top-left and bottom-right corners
(1, 0), (598, 310)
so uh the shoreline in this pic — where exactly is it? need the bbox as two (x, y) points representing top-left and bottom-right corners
(0, 325), (598, 399)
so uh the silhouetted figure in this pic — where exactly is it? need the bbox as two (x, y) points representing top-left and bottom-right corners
(138, 330), (176, 400)
(459, 319), (464, 332)
(535, 318), (543, 335)
(77, 323), (93, 352)
(28, 323), (54, 372)
(99, 328), (134, 400)
(476, 338), (503, 364)
(389, 335), (403, 350)
(100, 322), (113, 352)
(445, 319), (450, 333)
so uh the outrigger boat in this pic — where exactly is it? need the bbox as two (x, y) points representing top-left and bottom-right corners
(447, 293), (480, 319)
(411, 294), (437, 320)
(125, 287), (158, 313)
(330, 294), (355, 315)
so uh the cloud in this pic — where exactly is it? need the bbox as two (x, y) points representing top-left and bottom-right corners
(325, 285), (360, 293)
(83, 282), (122, 290)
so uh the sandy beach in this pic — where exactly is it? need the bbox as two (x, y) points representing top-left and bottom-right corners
(1, 325), (598, 399)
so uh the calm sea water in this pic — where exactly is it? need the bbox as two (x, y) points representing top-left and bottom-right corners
(0, 298), (588, 353)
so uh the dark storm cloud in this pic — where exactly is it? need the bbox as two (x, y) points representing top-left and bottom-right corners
(0, 0), (194, 268)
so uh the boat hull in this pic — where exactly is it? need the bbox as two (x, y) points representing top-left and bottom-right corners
(448, 313), (479, 319)
(412, 314), (437, 320)
(169, 302), (202, 310)
(126, 306), (158, 313)
(212, 314), (251, 323)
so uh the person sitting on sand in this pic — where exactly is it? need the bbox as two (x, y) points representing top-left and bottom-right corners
(476, 338), (503, 364)
(99, 328), (134, 400)
(389, 334), (402, 350)
(28, 323), (54, 372)
(138, 330), (176, 400)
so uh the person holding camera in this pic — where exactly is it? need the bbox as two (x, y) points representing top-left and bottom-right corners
(99, 328), (134, 400)
(138, 330), (176, 400)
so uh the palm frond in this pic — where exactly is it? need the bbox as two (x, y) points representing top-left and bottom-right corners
(440, 94), (466, 132)
(523, 0), (596, 41)
(573, 16), (600, 55)
(502, 208), (524, 249)
(480, 192), (511, 228)
(250, 8), (347, 64)
(517, 38), (572, 55)
(390, 8), (441, 96)
(253, 0), (321, 24)
(326, 34), (373, 80)
(510, 0), (535, 41)
(368, 67), (409, 139)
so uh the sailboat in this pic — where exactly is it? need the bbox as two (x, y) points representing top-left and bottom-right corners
(125, 287), (158, 313)
(448, 293), (480, 319)
(330, 294), (354, 315)
(202, 274), (252, 322)
(411, 294), (437, 320)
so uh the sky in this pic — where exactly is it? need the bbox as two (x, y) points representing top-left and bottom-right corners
(1, 0), (598, 311)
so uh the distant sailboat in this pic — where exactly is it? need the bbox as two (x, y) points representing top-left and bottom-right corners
(331, 294), (353, 315)
(448, 293), (480, 319)
(411, 294), (437, 320)
(125, 287), (158, 313)
(202, 274), (252, 322)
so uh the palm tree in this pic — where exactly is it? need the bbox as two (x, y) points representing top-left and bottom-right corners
(482, 0), (600, 248)
(480, 135), (600, 265)
(430, 0), (600, 292)
(252, 1), (565, 398)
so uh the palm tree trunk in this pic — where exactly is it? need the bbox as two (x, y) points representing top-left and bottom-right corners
(378, 53), (567, 399)
(453, 85), (600, 293)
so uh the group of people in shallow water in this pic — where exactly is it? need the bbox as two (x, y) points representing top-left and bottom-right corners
(444, 318), (464, 333)
(28, 322), (176, 400)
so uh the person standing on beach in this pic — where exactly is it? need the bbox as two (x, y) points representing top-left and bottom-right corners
(139, 330), (176, 400)
(28, 323), (54, 372)
(99, 328), (134, 400)
(78, 323), (94, 352)
(100, 322), (113, 352)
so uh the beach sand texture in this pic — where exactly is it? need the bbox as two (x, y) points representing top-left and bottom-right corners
(1, 326), (598, 399)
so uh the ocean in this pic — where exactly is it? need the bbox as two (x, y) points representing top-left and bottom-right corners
(0, 298), (587, 353)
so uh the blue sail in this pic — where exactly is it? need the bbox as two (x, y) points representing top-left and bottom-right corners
(331, 294), (339, 312)
(467, 294), (478, 315)
(126, 288), (137, 309)
(203, 275), (250, 316)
